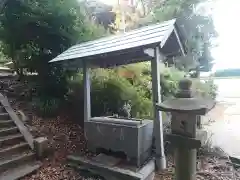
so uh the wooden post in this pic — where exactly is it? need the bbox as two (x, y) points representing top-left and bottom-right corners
(83, 60), (91, 122)
(151, 46), (166, 170)
(174, 27), (186, 56)
(175, 147), (197, 180)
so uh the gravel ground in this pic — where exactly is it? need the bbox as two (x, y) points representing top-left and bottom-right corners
(19, 114), (95, 180)
(155, 154), (240, 180)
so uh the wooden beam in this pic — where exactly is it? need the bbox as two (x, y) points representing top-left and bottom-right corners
(83, 60), (91, 122)
(151, 46), (166, 170)
(174, 27), (186, 56)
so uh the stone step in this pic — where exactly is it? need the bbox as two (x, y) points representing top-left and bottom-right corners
(0, 150), (32, 162)
(0, 120), (15, 129)
(0, 106), (6, 113)
(0, 142), (29, 160)
(0, 151), (35, 173)
(0, 96), (40, 179)
(0, 133), (24, 148)
(0, 126), (19, 137)
(0, 161), (41, 180)
(0, 113), (9, 120)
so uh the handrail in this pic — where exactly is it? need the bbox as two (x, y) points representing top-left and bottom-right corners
(0, 93), (34, 149)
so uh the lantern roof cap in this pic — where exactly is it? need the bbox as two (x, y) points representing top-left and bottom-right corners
(156, 98), (215, 115)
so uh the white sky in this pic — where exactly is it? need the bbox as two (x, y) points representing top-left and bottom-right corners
(99, 0), (240, 71)
(211, 0), (240, 71)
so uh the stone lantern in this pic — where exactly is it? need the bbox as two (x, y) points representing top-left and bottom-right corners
(156, 79), (215, 180)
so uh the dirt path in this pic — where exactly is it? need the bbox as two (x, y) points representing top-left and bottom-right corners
(204, 101), (240, 159)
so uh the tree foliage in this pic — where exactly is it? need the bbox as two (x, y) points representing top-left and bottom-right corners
(0, 42), (10, 65)
(86, 0), (217, 73)
(81, 0), (115, 29)
(0, 0), (106, 98)
(0, 0), (218, 119)
(147, 0), (217, 74)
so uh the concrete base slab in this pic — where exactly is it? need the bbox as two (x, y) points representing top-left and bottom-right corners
(67, 154), (155, 180)
(0, 161), (41, 180)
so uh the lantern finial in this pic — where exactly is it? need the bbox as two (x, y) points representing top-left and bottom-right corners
(176, 79), (193, 98)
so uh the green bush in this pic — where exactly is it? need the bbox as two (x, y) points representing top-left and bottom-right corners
(67, 69), (153, 120)
(158, 66), (217, 100)
(205, 78), (218, 99)
(66, 64), (217, 123)
(160, 66), (186, 99)
(191, 78), (217, 99)
(32, 97), (61, 118)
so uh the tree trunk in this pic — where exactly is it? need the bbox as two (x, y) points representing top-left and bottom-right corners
(12, 53), (23, 81)
(139, 0), (146, 16)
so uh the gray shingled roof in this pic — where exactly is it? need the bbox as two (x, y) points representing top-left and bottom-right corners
(50, 19), (184, 68)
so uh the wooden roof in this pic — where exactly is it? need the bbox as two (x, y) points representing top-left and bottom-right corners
(50, 19), (185, 68)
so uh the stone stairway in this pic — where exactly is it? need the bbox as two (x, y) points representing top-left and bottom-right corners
(0, 96), (42, 180)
